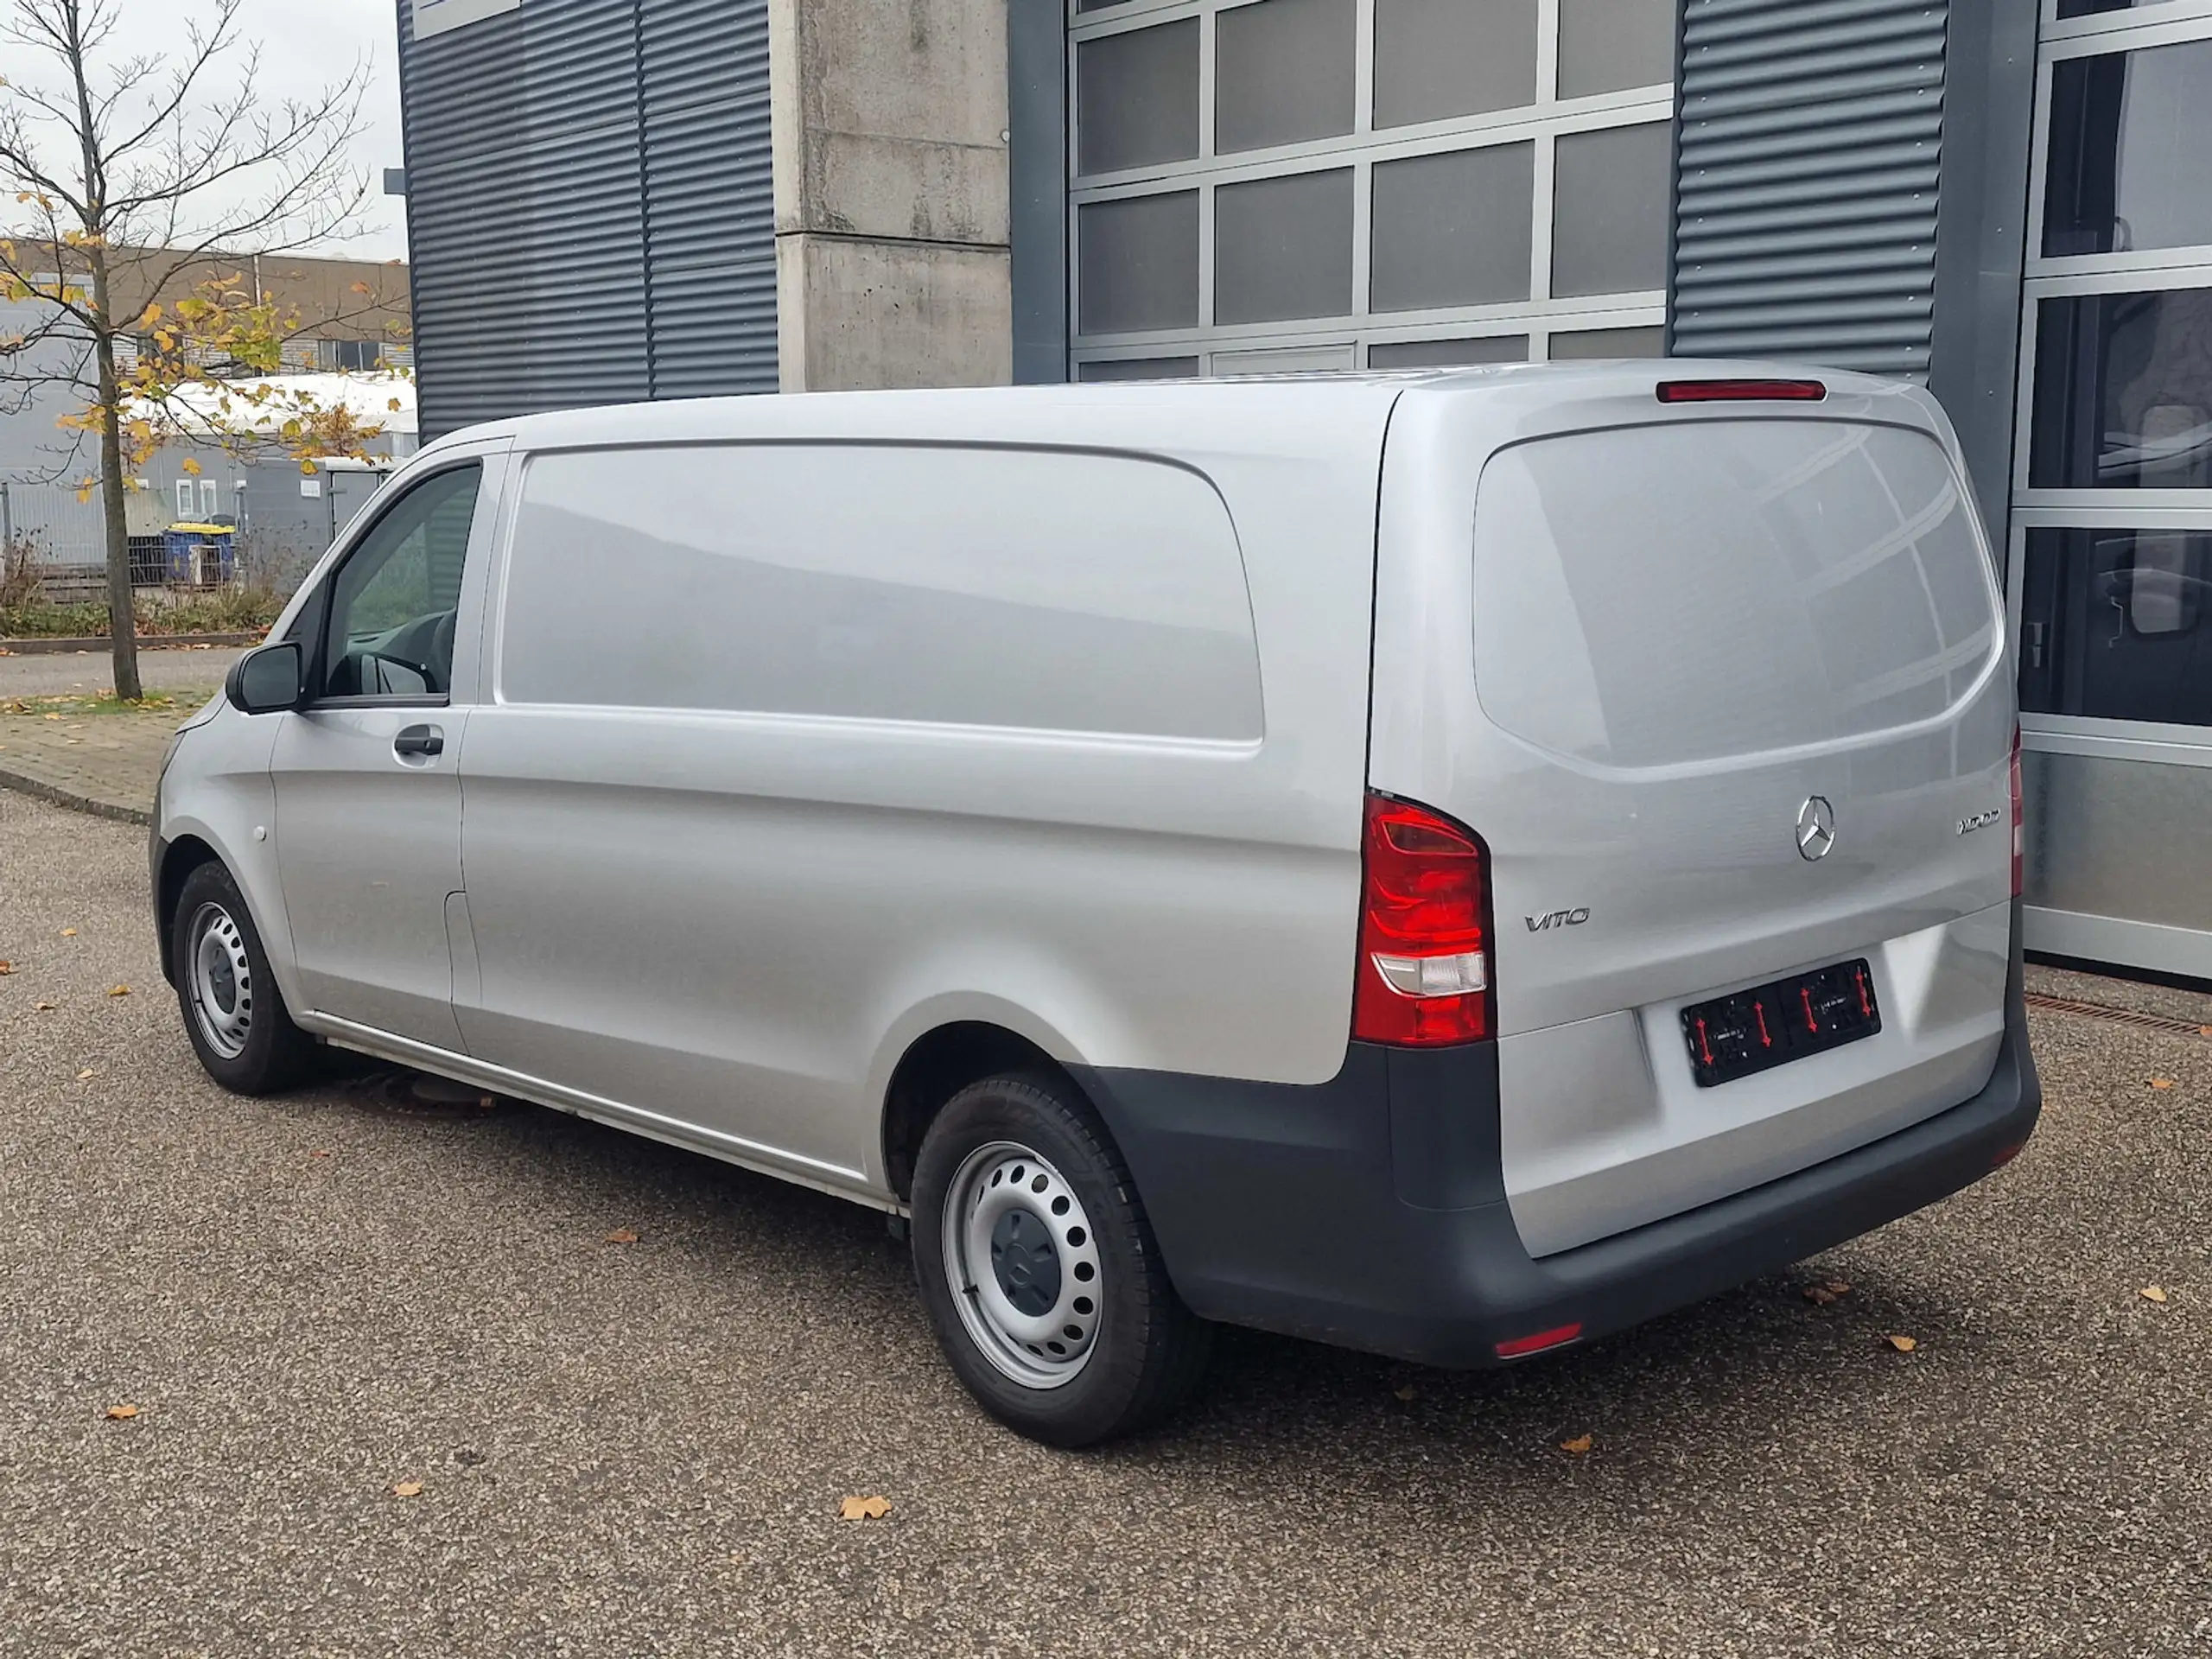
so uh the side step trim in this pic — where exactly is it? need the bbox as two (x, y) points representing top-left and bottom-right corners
(297, 1010), (901, 1216)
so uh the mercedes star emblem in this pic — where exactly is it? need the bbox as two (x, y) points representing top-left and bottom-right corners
(1796, 795), (1836, 861)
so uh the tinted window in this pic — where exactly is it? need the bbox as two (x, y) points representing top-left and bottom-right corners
(319, 465), (482, 700)
(2018, 528), (2212, 727)
(2031, 289), (2212, 489)
(500, 445), (1263, 741)
(1474, 422), (1997, 768)
(2045, 42), (2212, 257)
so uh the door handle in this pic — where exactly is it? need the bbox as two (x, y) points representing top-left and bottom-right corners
(393, 724), (445, 759)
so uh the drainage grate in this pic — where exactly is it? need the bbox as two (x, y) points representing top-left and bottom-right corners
(2024, 993), (2212, 1040)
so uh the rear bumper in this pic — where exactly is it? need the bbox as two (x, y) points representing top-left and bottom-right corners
(1073, 939), (2040, 1370)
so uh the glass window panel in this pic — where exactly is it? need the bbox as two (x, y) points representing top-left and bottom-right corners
(1369, 335), (1529, 368)
(2018, 528), (2212, 726)
(321, 466), (481, 700)
(2044, 42), (2212, 258)
(1077, 21), (1200, 176)
(1373, 0), (1537, 130)
(1078, 192), (1200, 334)
(1371, 143), (1535, 311)
(1558, 0), (1675, 99)
(1217, 0), (1356, 154)
(2057, 1), (2142, 16)
(1212, 343), (1357, 373)
(1549, 325), (1666, 359)
(1215, 168), (1354, 324)
(1552, 122), (1672, 298)
(1077, 356), (1202, 380)
(2030, 289), (2212, 490)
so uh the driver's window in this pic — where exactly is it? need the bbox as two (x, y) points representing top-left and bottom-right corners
(319, 464), (484, 701)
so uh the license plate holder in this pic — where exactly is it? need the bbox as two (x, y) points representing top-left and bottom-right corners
(1681, 959), (1881, 1089)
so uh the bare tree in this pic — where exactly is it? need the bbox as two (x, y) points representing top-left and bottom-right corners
(0, 0), (375, 698)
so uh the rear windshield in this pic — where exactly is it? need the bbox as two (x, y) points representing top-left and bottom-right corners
(1471, 419), (1999, 768)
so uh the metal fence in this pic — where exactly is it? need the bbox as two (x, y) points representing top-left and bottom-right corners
(0, 479), (109, 564)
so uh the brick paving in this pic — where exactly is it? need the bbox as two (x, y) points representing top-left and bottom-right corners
(0, 650), (235, 823)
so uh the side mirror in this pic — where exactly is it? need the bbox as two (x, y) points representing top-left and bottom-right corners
(227, 640), (305, 715)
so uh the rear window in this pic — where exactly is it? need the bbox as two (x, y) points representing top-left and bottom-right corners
(499, 443), (1262, 741)
(1471, 419), (1999, 768)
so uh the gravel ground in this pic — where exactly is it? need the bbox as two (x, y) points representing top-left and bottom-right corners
(1, 787), (2206, 1658)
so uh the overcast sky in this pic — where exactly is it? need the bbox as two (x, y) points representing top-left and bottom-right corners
(16, 0), (410, 262)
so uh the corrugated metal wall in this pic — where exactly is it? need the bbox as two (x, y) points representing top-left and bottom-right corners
(1669, 0), (1948, 378)
(397, 0), (775, 438)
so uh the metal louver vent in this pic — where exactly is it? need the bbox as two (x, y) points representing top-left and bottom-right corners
(397, 0), (776, 438)
(1671, 0), (1948, 379)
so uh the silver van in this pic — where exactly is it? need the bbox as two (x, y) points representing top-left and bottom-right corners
(153, 365), (2040, 1445)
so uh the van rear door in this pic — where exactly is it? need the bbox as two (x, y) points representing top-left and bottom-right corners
(1370, 371), (2015, 1258)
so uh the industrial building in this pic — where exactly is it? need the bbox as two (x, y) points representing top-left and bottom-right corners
(395, 0), (2212, 981)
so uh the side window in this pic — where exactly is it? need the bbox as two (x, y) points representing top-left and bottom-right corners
(318, 465), (483, 701)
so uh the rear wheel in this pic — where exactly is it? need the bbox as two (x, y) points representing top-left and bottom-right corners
(912, 1071), (1212, 1446)
(172, 861), (315, 1095)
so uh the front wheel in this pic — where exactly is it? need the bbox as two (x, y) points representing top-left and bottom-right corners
(912, 1072), (1212, 1446)
(171, 861), (315, 1095)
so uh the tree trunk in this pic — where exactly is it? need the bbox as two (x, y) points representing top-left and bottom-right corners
(87, 256), (141, 702)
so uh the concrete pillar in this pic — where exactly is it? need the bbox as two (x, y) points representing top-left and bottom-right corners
(770, 0), (1014, 392)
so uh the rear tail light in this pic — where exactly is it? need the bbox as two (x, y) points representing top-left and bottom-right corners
(1353, 792), (1495, 1046)
(2010, 724), (2024, 898)
(1656, 378), (1827, 404)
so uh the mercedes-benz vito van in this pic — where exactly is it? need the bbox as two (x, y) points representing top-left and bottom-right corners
(153, 365), (2040, 1445)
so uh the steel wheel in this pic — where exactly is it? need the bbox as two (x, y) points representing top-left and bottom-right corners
(941, 1140), (1104, 1389)
(186, 899), (255, 1060)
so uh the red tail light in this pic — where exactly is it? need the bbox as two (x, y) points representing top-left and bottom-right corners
(1353, 792), (1495, 1046)
(1656, 378), (1827, 404)
(2010, 724), (2024, 898)
(1495, 1322), (1583, 1359)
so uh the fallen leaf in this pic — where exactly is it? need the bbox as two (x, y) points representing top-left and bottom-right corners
(2149, 1077), (2176, 1090)
(76, 1068), (95, 1081)
(308, 1149), (331, 1159)
(603, 1228), (639, 1245)
(1885, 1334), (1918, 1352)
(105, 1403), (138, 1421)
(1804, 1278), (1854, 1306)
(106, 984), (129, 997)
(1392, 1384), (1419, 1402)
(2202, 1027), (2212, 1039)
(0, 961), (12, 974)
(838, 1495), (892, 1522)
(2140, 1286), (2169, 1305)
(60, 926), (76, 937)
(1560, 1433), (1594, 1456)
(35, 1001), (55, 1011)
(391, 1481), (423, 1498)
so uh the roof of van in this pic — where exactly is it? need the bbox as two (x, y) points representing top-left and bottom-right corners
(423, 360), (1941, 459)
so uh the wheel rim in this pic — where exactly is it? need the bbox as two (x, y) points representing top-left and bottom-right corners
(942, 1141), (1104, 1390)
(186, 900), (255, 1060)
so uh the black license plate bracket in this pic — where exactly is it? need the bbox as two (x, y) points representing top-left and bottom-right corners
(1681, 959), (1881, 1089)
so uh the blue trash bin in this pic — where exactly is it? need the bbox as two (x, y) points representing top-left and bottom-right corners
(162, 524), (236, 583)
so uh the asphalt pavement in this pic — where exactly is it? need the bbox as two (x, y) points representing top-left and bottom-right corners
(1, 785), (2206, 1657)
(0, 644), (245, 698)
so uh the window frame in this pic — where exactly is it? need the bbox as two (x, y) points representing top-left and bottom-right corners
(1065, 0), (1673, 376)
(298, 460), (487, 712)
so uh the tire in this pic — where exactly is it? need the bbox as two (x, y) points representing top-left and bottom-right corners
(170, 860), (316, 1096)
(912, 1071), (1213, 1446)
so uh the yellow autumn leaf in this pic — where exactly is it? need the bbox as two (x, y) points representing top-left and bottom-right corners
(604, 1228), (640, 1244)
(181, 457), (202, 477)
(61, 928), (76, 936)
(107, 984), (130, 997)
(391, 1481), (423, 1497)
(1560, 1433), (1594, 1455)
(838, 1495), (891, 1521)
(2140, 1286), (2169, 1305)
(1885, 1334), (1917, 1352)
(76, 1068), (95, 1081)
(2148, 1077), (2176, 1090)
(105, 1403), (138, 1420)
